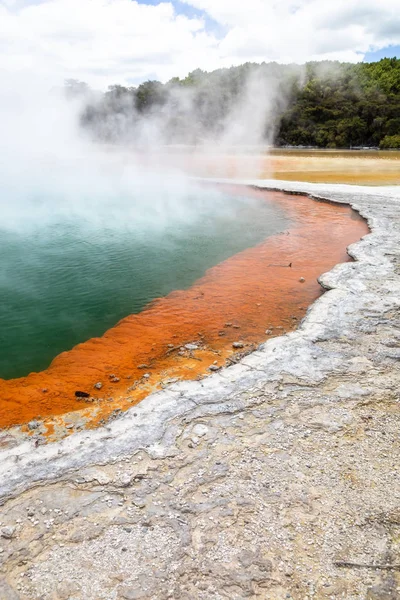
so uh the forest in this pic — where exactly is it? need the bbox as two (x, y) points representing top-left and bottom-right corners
(72, 58), (400, 149)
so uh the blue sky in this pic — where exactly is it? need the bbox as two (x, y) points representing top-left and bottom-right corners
(135, 0), (224, 35)
(364, 45), (400, 61)
(136, 0), (206, 20)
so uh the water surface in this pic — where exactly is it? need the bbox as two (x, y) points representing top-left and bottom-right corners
(0, 185), (289, 378)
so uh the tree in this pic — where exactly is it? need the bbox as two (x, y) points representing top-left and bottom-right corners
(78, 58), (400, 148)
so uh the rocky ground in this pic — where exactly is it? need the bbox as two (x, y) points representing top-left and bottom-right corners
(0, 181), (399, 600)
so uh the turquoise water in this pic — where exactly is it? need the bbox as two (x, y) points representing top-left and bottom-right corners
(0, 184), (289, 379)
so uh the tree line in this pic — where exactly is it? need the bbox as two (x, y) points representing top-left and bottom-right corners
(70, 57), (400, 149)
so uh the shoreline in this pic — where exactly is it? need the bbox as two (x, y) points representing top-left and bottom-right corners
(0, 188), (366, 435)
(0, 181), (399, 599)
(0, 179), (397, 498)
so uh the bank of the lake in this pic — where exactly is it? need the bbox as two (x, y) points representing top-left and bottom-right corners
(0, 182), (398, 600)
(0, 189), (367, 435)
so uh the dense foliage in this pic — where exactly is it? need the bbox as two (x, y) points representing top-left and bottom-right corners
(74, 58), (400, 149)
(278, 59), (400, 148)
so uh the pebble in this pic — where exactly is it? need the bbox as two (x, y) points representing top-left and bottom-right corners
(232, 342), (244, 349)
(94, 382), (103, 390)
(28, 420), (40, 431)
(192, 424), (208, 437)
(132, 499), (146, 509)
(185, 344), (198, 351)
(0, 526), (16, 539)
(118, 474), (132, 487)
(299, 277), (306, 283)
(75, 391), (90, 398)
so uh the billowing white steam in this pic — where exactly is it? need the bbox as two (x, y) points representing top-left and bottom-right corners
(0, 76), (235, 234)
(0, 64), (297, 234)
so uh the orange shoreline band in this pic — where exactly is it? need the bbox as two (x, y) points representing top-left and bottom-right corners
(0, 187), (368, 431)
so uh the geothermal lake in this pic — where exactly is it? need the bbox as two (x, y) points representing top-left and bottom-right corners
(0, 183), (289, 379)
(0, 183), (369, 432)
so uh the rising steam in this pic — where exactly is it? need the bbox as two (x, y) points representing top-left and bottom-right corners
(79, 63), (297, 150)
(0, 64), (299, 234)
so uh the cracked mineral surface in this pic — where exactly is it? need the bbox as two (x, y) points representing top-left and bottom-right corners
(0, 181), (399, 600)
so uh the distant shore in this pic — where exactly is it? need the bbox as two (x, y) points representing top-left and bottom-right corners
(118, 146), (400, 185)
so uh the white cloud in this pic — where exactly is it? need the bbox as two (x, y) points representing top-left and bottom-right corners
(0, 0), (399, 89)
(0, 0), (219, 87)
(183, 0), (400, 61)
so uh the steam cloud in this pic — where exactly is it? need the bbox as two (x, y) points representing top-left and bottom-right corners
(79, 63), (297, 149)
(0, 64), (299, 234)
(0, 78), (230, 234)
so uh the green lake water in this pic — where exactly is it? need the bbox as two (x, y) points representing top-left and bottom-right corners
(0, 182), (289, 379)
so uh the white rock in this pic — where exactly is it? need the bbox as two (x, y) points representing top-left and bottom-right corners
(192, 424), (209, 437)
(0, 526), (15, 539)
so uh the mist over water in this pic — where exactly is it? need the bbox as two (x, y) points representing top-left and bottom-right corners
(0, 80), (289, 379)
